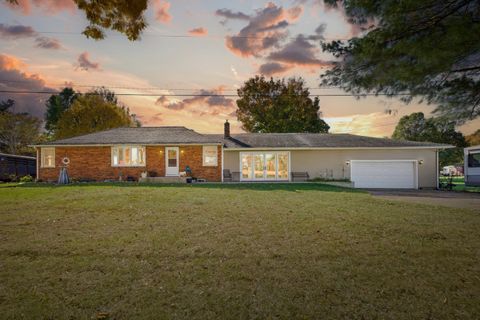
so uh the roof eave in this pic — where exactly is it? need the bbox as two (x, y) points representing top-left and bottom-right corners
(223, 145), (454, 150)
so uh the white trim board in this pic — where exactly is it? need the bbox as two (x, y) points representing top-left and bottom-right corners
(224, 146), (452, 151)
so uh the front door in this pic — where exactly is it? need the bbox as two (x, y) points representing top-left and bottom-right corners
(165, 147), (179, 176)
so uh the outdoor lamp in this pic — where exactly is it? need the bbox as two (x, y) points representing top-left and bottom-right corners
(419, 160), (424, 165)
(345, 160), (350, 166)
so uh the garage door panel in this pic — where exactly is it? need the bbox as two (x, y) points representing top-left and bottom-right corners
(351, 161), (417, 189)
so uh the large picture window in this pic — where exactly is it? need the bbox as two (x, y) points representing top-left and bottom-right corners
(41, 147), (55, 168)
(240, 152), (289, 181)
(112, 146), (145, 167)
(203, 146), (218, 166)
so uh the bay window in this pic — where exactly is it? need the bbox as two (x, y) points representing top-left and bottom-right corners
(112, 146), (145, 167)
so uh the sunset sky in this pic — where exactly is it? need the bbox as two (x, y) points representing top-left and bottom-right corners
(1, 0), (478, 137)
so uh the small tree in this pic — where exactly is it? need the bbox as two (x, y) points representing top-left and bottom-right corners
(236, 76), (330, 133)
(0, 100), (41, 155)
(55, 95), (137, 139)
(45, 88), (79, 134)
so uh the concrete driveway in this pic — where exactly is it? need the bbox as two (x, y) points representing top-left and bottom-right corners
(369, 189), (480, 211)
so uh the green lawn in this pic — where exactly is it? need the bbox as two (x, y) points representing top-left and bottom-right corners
(0, 183), (479, 319)
(439, 176), (480, 192)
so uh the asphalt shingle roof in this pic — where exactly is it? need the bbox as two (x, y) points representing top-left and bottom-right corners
(207, 133), (451, 149)
(43, 127), (221, 145)
(41, 127), (450, 149)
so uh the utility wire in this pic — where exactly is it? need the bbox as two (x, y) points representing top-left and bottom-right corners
(0, 79), (343, 91)
(34, 30), (350, 41)
(0, 90), (411, 97)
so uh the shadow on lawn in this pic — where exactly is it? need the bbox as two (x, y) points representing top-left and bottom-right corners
(10, 182), (362, 193)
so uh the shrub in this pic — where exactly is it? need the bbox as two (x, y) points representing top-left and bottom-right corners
(19, 175), (34, 183)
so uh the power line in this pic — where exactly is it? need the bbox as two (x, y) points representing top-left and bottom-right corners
(34, 30), (350, 41)
(0, 79), (343, 91)
(0, 89), (411, 97)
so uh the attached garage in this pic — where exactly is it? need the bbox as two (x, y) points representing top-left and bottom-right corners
(350, 160), (418, 189)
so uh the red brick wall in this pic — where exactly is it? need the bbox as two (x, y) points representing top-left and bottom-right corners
(179, 145), (222, 182)
(37, 145), (222, 182)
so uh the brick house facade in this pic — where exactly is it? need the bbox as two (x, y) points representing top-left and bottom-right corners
(37, 145), (222, 182)
(34, 123), (448, 188)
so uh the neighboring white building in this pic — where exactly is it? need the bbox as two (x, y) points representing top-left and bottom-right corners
(464, 145), (480, 186)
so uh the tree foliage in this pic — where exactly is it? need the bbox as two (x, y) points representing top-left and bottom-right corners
(392, 112), (468, 166)
(466, 129), (480, 146)
(321, 0), (480, 124)
(5, 0), (148, 41)
(0, 99), (41, 155)
(45, 88), (78, 134)
(55, 95), (137, 139)
(236, 76), (330, 133)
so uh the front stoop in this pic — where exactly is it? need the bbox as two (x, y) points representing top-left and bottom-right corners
(139, 176), (188, 183)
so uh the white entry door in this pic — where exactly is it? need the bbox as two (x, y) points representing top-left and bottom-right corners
(350, 160), (418, 189)
(165, 147), (179, 176)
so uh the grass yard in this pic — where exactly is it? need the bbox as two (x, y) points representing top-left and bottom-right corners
(439, 176), (480, 193)
(0, 183), (479, 319)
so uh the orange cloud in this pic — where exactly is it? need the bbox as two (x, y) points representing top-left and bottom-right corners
(325, 112), (397, 137)
(188, 27), (208, 37)
(154, 0), (172, 24)
(0, 54), (28, 70)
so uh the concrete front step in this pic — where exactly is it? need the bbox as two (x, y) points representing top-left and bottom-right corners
(139, 176), (188, 183)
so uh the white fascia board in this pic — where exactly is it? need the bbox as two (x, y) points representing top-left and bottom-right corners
(224, 146), (453, 151)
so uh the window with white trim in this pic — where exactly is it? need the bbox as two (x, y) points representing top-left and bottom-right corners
(202, 146), (218, 166)
(41, 147), (55, 168)
(111, 146), (146, 167)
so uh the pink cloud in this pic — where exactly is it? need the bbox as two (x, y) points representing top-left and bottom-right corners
(258, 62), (293, 76)
(75, 52), (101, 71)
(155, 86), (235, 116)
(224, 2), (303, 58)
(188, 27), (208, 37)
(4, 0), (76, 15)
(267, 35), (333, 67)
(0, 54), (54, 117)
(154, 0), (172, 24)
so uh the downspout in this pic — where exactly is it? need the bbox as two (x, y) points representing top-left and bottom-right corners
(36, 147), (40, 181)
(435, 149), (439, 189)
(221, 144), (224, 183)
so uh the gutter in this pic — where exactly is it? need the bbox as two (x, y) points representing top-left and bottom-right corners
(223, 146), (454, 151)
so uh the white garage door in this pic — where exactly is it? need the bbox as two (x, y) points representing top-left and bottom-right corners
(351, 160), (418, 189)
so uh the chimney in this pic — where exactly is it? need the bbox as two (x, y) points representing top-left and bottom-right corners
(224, 120), (230, 139)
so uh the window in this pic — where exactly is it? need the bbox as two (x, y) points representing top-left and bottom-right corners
(240, 152), (289, 181)
(41, 148), (55, 168)
(468, 153), (480, 168)
(112, 146), (145, 167)
(203, 146), (218, 166)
